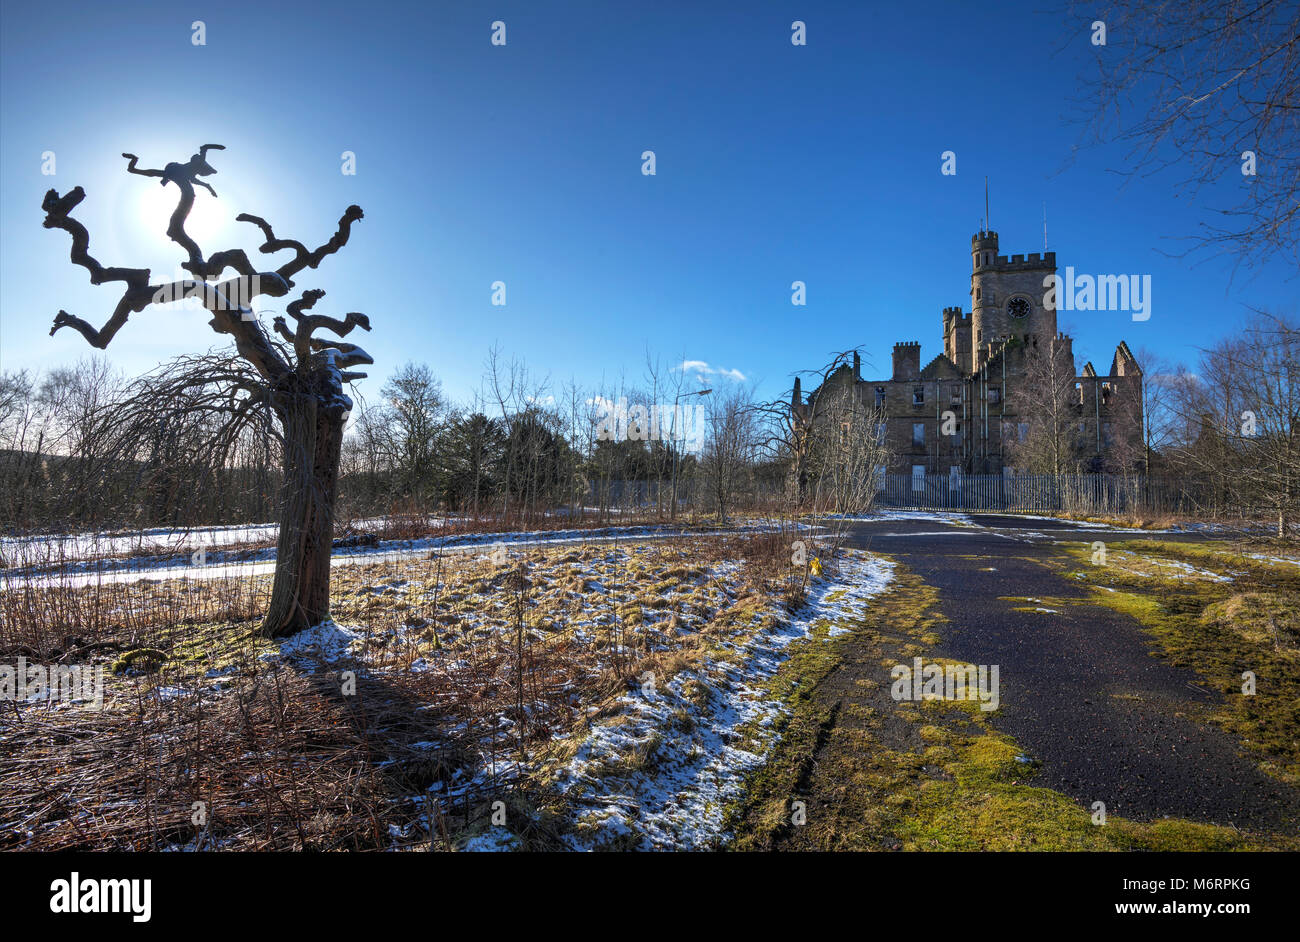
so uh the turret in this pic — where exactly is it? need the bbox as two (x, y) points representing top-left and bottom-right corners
(942, 306), (973, 374)
(972, 230), (999, 271)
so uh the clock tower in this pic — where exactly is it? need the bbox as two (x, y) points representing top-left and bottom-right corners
(969, 230), (1058, 368)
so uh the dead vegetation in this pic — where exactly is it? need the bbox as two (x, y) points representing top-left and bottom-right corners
(0, 529), (818, 850)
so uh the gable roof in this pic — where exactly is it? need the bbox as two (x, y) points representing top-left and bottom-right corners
(920, 353), (961, 379)
(1110, 340), (1141, 377)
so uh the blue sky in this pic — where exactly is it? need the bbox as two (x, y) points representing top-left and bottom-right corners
(1, 0), (1293, 410)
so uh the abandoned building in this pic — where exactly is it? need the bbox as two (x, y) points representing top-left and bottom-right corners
(791, 229), (1144, 476)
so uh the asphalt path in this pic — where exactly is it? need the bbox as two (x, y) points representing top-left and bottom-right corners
(842, 513), (1299, 831)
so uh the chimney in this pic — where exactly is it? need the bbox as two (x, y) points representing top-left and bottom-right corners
(891, 342), (921, 381)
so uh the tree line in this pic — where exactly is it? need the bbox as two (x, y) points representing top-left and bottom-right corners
(1004, 311), (1299, 533)
(4, 316), (1296, 537)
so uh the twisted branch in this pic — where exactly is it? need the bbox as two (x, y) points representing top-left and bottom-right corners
(238, 204), (365, 282)
(43, 147), (370, 393)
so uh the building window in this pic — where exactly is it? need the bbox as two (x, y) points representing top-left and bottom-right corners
(875, 386), (886, 406)
(911, 464), (926, 492)
(913, 423), (924, 448)
(988, 386), (1001, 404)
(950, 386), (962, 404)
(875, 422), (887, 445)
(1018, 423), (1029, 443)
(912, 386), (924, 406)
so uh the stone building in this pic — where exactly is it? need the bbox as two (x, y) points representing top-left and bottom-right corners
(792, 229), (1144, 476)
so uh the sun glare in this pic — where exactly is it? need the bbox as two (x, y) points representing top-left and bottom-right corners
(137, 179), (230, 252)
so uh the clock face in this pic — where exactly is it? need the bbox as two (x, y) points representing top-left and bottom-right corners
(1007, 296), (1032, 319)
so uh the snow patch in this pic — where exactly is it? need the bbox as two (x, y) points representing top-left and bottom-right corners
(555, 551), (894, 850)
(270, 619), (363, 667)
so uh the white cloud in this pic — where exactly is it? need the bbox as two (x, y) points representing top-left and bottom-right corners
(674, 359), (747, 383)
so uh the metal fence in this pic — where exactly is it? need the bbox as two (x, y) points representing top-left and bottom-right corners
(875, 473), (1190, 515)
(582, 472), (1223, 518)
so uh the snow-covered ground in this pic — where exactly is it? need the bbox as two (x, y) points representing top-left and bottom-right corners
(1247, 553), (1300, 567)
(0, 521), (283, 568)
(241, 543), (896, 851)
(821, 509), (976, 526)
(0, 522), (805, 591)
(1106, 550), (1238, 582)
(550, 551), (894, 850)
(0, 516), (402, 568)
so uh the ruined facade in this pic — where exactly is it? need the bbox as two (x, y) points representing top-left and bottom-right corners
(792, 229), (1144, 475)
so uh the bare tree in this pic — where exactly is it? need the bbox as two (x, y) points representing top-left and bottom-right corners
(1131, 346), (1178, 473)
(1163, 361), (1242, 517)
(700, 386), (757, 524)
(1176, 312), (1300, 535)
(750, 382), (814, 509)
(1074, 0), (1300, 268)
(41, 146), (370, 636)
(787, 350), (888, 515)
(374, 363), (448, 511)
(1005, 337), (1083, 477)
(93, 353), (279, 527)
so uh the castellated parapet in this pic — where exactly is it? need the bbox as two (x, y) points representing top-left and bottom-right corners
(990, 251), (1056, 271)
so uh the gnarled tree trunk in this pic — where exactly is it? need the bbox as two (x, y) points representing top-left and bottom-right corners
(41, 146), (372, 640)
(263, 395), (345, 636)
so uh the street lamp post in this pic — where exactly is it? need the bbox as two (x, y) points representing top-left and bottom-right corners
(669, 387), (711, 521)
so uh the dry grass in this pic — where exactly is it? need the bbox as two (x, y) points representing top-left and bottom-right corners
(0, 529), (797, 850)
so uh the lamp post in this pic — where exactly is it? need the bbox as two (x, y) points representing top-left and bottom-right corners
(669, 387), (712, 520)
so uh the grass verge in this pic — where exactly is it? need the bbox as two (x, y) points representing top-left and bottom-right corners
(728, 560), (1295, 851)
(1060, 539), (1300, 790)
